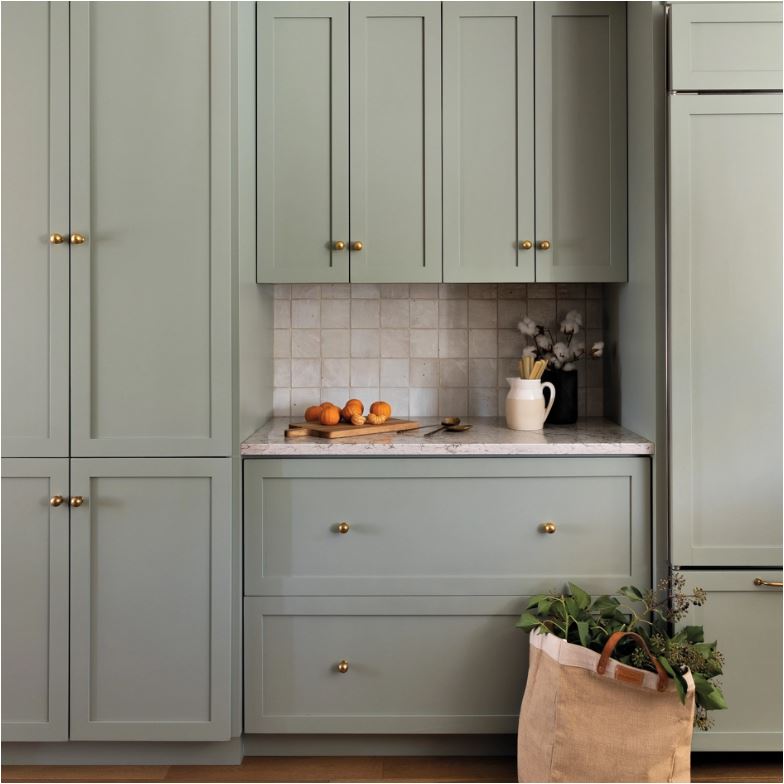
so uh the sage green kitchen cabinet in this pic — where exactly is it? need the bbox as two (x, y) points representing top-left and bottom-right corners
(681, 571), (782, 751)
(257, 2), (349, 284)
(534, 2), (627, 283)
(1, 459), (69, 742)
(69, 2), (233, 457)
(669, 94), (783, 568)
(670, 3), (783, 91)
(1, 2), (69, 458)
(69, 458), (232, 741)
(257, 1), (441, 284)
(442, 3), (535, 283)
(348, 2), (441, 283)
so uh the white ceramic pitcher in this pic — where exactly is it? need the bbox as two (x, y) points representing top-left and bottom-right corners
(505, 378), (556, 431)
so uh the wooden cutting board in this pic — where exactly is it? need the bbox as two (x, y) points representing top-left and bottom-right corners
(285, 418), (421, 439)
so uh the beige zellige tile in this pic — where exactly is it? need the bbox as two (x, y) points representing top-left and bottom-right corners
(438, 299), (468, 328)
(468, 329), (497, 358)
(272, 284), (291, 300)
(438, 387), (468, 416)
(351, 298), (380, 328)
(439, 283), (467, 299)
(380, 329), (410, 358)
(468, 358), (497, 388)
(291, 284), (321, 299)
(498, 299), (523, 329)
(380, 283), (409, 299)
(350, 386), (380, 404)
(322, 283), (350, 299)
(273, 329), (291, 359)
(498, 357), (520, 386)
(527, 298), (556, 328)
(410, 387), (438, 417)
(291, 299), (320, 328)
(468, 299), (497, 329)
(439, 329), (468, 358)
(498, 328), (522, 358)
(586, 283), (603, 299)
(468, 283), (497, 299)
(498, 283), (525, 299)
(291, 358), (321, 388)
(321, 299), (350, 329)
(273, 358), (291, 388)
(410, 329), (438, 358)
(555, 300), (583, 325)
(410, 283), (438, 299)
(380, 387), (409, 417)
(322, 358), (350, 388)
(528, 283), (555, 299)
(410, 358), (438, 387)
(557, 283), (586, 299)
(274, 299), (291, 328)
(380, 358), (410, 387)
(350, 283), (380, 299)
(587, 299), (603, 328)
(321, 387), (349, 406)
(291, 387), (319, 416)
(380, 299), (409, 329)
(351, 329), (379, 358)
(321, 328), (350, 358)
(291, 329), (320, 358)
(469, 387), (498, 416)
(272, 388), (290, 417)
(351, 358), (380, 387)
(410, 299), (438, 328)
(587, 387), (604, 416)
(439, 358), (468, 387)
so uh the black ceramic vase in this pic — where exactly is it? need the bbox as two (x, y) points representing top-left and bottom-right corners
(542, 368), (578, 425)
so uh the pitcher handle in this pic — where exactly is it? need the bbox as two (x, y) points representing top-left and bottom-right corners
(542, 382), (556, 421)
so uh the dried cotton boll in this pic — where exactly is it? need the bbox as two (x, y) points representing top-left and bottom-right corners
(552, 342), (570, 363)
(522, 345), (537, 359)
(591, 341), (605, 358)
(535, 333), (553, 351)
(518, 316), (538, 337)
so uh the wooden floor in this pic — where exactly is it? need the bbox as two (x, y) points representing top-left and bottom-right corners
(2, 753), (781, 783)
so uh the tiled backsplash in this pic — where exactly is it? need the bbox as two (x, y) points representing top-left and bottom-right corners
(272, 283), (605, 419)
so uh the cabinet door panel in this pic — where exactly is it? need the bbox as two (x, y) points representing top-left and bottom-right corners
(1, 458), (69, 741)
(535, 2), (627, 282)
(682, 571), (782, 751)
(257, 2), (349, 283)
(670, 95), (783, 568)
(1, 2), (69, 457)
(349, 2), (441, 283)
(443, 3), (534, 283)
(69, 2), (232, 456)
(69, 458), (231, 741)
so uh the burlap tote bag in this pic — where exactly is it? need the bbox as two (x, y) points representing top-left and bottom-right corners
(518, 630), (696, 783)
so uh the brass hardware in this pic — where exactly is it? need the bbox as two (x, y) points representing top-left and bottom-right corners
(69, 496), (85, 508)
(753, 578), (783, 588)
(70, 233), (87, 245)
(337, 521), (350, 534)
(542, 521), (557, 534)
(49, 495), (65, 507)
(351, 241), (363, 251)
(334, 241), (346, 251)
(49, 233), (65, 245)
(519, 240), (533, 250)
(337, 659), (350, 673)
(537, 240), (551, 250)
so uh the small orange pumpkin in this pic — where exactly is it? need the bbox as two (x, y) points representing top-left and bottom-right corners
(305, 405), (323, 423)
(319, 405), (341, 426)
(320, 401), (335, 410)
(370, 401), (392, 419)
(341, 398), (364, 421)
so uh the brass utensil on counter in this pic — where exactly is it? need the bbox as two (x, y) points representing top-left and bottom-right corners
(423, 417), (472, 437)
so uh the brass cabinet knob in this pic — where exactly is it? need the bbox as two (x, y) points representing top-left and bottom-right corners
(337, 660), (350, 673)
(337, 521), (350, 534)
(49, 495), (65, 507)
(537, 240), (551, 250)
(334, 241), (346, 251)
(351, 241), (363, 252)
(753, 577), (783, 588)
(70, 233), (87, 245)
(49, 233), (65, 245)
(541, 521), (557, 534)
(69, 496), (85, 508)
(519, 240), (533, 250)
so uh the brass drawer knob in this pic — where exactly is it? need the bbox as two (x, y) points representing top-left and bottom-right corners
(49, 495), (65, 507)
(351, 241), (363, 252)
(337, 660), (350, 673)
(334, 241), (346, 251)
(337, 521), (350, 534)
(541, 521), (557, 534)
(519, 240), (533, 250)
(49, 233), (65, 245)
(69, 495), (85, 508)
(70, 233), (87, 245)
(537, 240), (551, 250)
(753, 578), (783, 588)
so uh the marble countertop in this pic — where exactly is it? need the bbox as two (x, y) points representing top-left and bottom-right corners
(241, 417), (653, 457)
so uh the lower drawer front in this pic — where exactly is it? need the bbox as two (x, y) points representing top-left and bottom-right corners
(244, 596), (528, 734)
(244, 457), (650, 595)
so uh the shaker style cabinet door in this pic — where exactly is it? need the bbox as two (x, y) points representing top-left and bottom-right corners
(69, 2), (232, 457)
(670, 95), (783, 568)
(257, 2), (349, 283)
(443, 3), (534, 283)
(534, 2), (627, 282)
(69, 458), (232, 741)
(1, 2), (69, 458)
(349, 3), (441, 283)
(1, 458), (69, 741)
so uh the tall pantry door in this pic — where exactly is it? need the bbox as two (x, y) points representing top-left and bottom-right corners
(669, 94), (783, 567)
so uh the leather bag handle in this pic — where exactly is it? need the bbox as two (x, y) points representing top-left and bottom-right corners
(596, 631), (669, 692)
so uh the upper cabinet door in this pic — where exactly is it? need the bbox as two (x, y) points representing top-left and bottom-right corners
(257, 2), (349, 283)
(670, 95), (783, 568)
(349, 2), (442, 283)
(69, 3), (232, 457)
(443, 3), (534, 283)
(534, 2), (627, 283)
(1, 2), (69, 457)
(671, 3), (783, 91)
